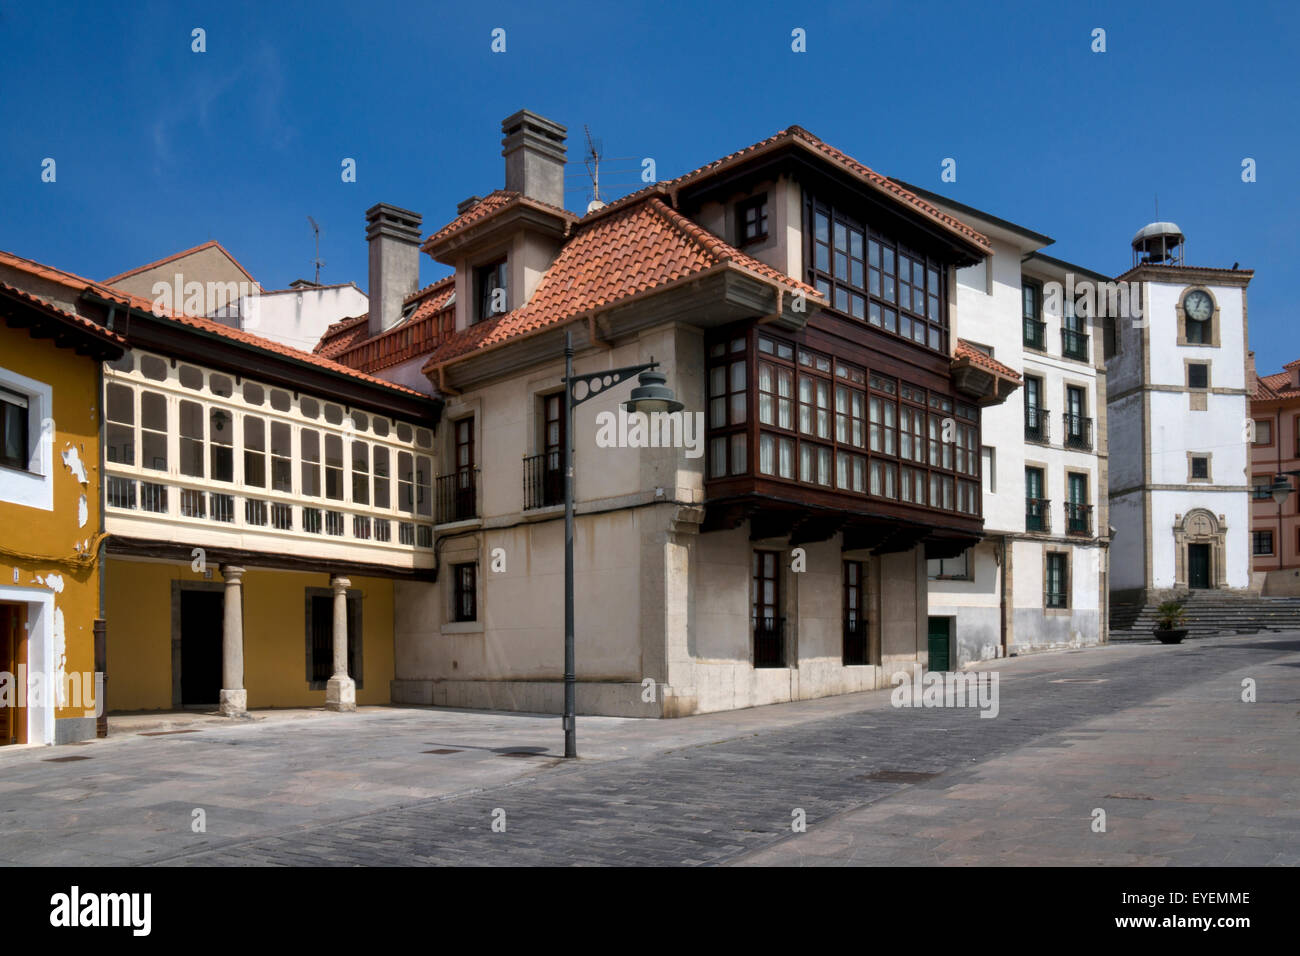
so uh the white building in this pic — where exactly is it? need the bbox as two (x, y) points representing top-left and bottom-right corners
(223, 280), (369, 354)
(901, 187), (1110, 664)
(1105, 224), (1254, 612)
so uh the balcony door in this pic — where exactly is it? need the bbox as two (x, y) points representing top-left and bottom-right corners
(454, 417), (475, 519)
(543, 393), (565, 507)
(1025, 467), (1046, 531)
(1068, 473), (1088, 533)
(1065, 386), (1086, 447)
(1024, 377), (1045, 441)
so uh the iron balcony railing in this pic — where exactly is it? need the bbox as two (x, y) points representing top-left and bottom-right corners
(436, 468), (479, 524)
(1023, 317), (1046, 351)
(1063, 414), (1093, 451)
(523, 452), (564, 510)
(753, 615), (785, 668)
(1025, 406), (1050, 443)
(1062, 327), (1090, 361)
(842, 616), (869, 666)
(1066, 502), (1093, 536)
(1026, 497), (1051, 533)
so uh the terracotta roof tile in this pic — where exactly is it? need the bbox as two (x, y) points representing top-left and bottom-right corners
(0, 248), (427, 399)
(0, 281), (127, 350)
(313, 313), (370, 357)
(423, 196), (823, 370)
(422, 191), (575, 253)
(316, 275), (455, 363)
(1255, 368), (1300, 401)
(954, 339), (1023, 383)
(577, 127), (991, 254)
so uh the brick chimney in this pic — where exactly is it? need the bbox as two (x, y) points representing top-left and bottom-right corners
(501, 110), (567, 208)
(365, 203), (422, 336)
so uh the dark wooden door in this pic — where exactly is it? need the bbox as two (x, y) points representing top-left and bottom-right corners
(927, 616), (951, 671)
(2, 603), (26, 745)
(180, 591), (223, 706)
(1188, 544), (1211, 589)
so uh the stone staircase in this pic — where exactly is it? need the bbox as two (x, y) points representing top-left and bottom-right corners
(1111, 593), (1300, 640)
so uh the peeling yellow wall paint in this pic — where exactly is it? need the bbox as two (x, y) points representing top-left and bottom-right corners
(0, 324), (102, 725)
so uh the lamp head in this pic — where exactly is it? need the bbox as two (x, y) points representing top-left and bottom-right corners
(624, 369), (683, 415)
(1271, 476), (1293, 507)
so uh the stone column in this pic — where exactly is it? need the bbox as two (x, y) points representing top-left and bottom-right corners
(219, 565), (247, 716)
(325, 575), (356, 712)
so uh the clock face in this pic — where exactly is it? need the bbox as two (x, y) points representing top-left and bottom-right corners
(1184, 290), (1213, 321)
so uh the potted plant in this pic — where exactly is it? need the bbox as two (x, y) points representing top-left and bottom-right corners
(1153, 601), (1189, 644)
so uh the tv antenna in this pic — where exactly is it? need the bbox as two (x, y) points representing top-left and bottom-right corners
(583, 125), (604, 212)
(307, 216), (325, 285)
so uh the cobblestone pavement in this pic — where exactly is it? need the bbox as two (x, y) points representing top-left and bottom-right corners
(1, 634), (1296, 866)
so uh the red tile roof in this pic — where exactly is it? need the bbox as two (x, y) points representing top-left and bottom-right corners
(0, 248), (427, 398)
(314, 313), (371, 358)
(0, 281), (127, 351)
(423, 196), (823, 370)
(1255, 367), (1300, 401)
(954, 339), (1023, 383)
(319, 277), (456, 373)
(572, 126), (992, 255)
(422, 190), (576, 253)
(103, 239), (261, 288)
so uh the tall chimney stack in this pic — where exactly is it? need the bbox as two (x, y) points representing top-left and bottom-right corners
(365, 203), (422, 336)
(501, 110), (567, 208)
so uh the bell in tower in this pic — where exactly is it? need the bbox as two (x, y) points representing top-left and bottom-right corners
(1131, 221), (1185, 268)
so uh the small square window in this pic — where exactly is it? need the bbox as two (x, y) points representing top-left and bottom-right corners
(1187, 363), (1209, 389)
(1253, 420), (1272, 445)
(0, 386), (31, 472)
(475, 259), (508, 322)
(737, 195), (769, 246)
(1191, 456), (1209, 480)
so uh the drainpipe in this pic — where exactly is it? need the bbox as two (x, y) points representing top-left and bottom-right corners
(96, 357), (109, 736)
(999, 534), (1008, 657)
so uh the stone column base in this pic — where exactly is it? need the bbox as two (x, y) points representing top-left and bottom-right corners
(219, 688), (247, 716)
(326, 677), (356, 712)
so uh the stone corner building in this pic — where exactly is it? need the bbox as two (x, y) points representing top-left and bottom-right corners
(326, 111), (1021, 717)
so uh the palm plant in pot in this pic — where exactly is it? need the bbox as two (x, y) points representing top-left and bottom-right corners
(1153, 601), (1189, 644)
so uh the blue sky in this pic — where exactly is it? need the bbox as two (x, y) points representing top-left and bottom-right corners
(1, 0), (1296, 368)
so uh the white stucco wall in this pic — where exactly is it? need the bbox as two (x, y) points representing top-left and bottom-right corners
(235, 285), (368, 353)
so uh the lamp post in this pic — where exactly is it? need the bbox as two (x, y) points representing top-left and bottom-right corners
(560, 329), (682, 758)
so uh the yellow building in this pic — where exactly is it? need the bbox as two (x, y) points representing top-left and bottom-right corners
(0, 251), (442, 731)
(0, 282), (125, 745)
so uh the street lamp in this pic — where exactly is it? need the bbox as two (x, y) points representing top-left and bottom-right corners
(560, 329), (680, 758)
(1269, 473), (1298, 507)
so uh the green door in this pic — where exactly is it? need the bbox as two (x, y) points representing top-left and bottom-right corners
(1188, 544), (1211, 589)
(927, 617), (951, 671)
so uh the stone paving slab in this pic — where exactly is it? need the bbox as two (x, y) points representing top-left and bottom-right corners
(1, 635), (1297, 866)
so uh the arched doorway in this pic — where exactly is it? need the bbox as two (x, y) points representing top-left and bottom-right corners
(1173, 509), (1227, 590)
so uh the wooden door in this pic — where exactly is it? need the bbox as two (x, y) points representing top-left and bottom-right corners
(927, 616), (951, 672)
(2, 603), (27, 745)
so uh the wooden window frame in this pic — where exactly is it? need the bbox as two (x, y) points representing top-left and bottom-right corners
(452, 562), (478, 622)
(736, 193), (769, 247)
(805, 195), (949, 356)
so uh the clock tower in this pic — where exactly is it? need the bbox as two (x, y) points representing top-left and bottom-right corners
(1104, 223), (1255, 615)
